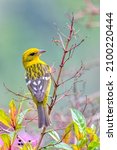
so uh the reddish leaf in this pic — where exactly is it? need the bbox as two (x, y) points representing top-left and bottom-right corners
(9, 100), (17, 129)
(62, 122), (73, 144)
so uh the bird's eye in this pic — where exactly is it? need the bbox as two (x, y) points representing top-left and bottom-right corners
(30, 52), (35, 56)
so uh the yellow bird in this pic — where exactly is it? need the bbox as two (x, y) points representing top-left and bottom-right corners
(22, 48), (51, 128)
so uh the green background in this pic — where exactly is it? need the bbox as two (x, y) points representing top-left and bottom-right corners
(0, 0), (99, 106)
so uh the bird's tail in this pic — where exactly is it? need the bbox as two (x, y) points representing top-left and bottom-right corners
(37, 105), (50, 128)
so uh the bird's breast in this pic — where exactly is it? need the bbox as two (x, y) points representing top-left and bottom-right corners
(26, 63), (50, 80)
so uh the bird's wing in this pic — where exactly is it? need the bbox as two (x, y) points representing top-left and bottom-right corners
(26, 73), (51, 102)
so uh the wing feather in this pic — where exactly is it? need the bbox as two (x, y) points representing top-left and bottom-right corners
(26, 73), (51, 102)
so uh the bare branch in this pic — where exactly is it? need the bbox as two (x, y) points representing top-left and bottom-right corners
(82, 96), (88, 114)
(59, 65), (85, 86)
(36, 127), (46, 149)
(37, 15), (85, 149)
(3, 83), (31, 100)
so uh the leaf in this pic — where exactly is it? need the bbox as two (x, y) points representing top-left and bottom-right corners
(54, 142), (72, 150)
(86, 127), (94, 141)
(17, 100), (24, 114)
(71, 144), (80, 150)
(9, 131), (17, 145)
(9, 100), (17, 128)
(88, 141), (100, 150)
(86, 127), (94, 134)
(71, 109), (86, 134)
(20, 143), (35, 150)
(77, 138), (87, 148)
(0, 133), (11, 149)
(73, 122), (81, 140)
(0, 109), (11, 128)
(48, 130), (60, 142)
(17, 109), (30, 125)
(93, 134), (99, 143)
(49, 141), (72, 150)
(86, 127), (99, 142)
(62, 122), (73, 144)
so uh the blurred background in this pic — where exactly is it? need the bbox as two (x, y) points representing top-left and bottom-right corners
(0, 0), (99, 109)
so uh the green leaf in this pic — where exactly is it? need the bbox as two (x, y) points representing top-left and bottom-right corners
(48, 130), (60, 142)
(77, 138), (87, 147)
(88, 141), (100, 150)
(71, 109), (86, 134)
(17, 109), (30, 125)
(49, 141), (72, 150)
(0, 133), (11, 149)
(0, 109), (11, 128)
(9, 131), (17, 145)
(18, 100), (24, 114)
(54, 142), (72, 150)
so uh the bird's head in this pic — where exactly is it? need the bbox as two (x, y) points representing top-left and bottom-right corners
(22, 48), (46, 68)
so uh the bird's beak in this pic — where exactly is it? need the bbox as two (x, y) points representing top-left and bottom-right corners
(39, 50), (46, 54)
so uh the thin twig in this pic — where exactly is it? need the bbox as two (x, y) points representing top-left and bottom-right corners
(68, 39), (85, 52)
(38, 129), (71, 150)
(3, 83), (31, 100)
(0, 126), (11, 133)
(49, 16), (75, 112)
(59, 65), (84, 86)
(82, 96), (88, 114)
(36, 127), (46, 149)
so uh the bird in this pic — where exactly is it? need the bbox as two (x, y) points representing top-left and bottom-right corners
(22, 48), (51, 128)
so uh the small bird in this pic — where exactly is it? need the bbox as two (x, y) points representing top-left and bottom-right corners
(22, 48), (51, 128)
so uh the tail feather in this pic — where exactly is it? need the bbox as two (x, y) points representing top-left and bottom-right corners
(37, 105), (50, 128)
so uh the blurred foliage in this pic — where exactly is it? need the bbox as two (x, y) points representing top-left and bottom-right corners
(0, 0), (99, 106)
(0, 100), (30, 130)
(0, 100), (99, 149)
